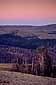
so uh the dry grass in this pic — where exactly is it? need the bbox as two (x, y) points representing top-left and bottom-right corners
(0, 64), (13, 71)
(0, 71), (56, 85)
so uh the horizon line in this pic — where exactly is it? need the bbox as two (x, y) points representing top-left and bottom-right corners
(0, 23), (56, 26)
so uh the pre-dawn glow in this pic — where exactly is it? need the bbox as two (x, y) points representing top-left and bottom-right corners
(0, 0), (56, 20)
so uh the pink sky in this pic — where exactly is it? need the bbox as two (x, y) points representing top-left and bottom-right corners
(0, 0), (56, 20)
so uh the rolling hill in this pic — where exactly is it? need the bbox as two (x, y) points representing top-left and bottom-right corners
(0, 24), (56, 39)
(0, 71), (56, 85)
(0, 33), (56, 49)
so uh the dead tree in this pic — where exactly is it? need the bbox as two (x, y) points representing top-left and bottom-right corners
(32, 47), (52, 77)
(16, 56), (23, 72)
(43, 48), (52, 77)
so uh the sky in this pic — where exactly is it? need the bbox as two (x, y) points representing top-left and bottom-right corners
(0, 0), (56, 25)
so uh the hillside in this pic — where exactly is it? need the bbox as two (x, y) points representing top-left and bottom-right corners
(0, 71), (56, 85)
(0, 33), (56, 49)
(0, 34), (56, 64)
(0, 24), (56, 39)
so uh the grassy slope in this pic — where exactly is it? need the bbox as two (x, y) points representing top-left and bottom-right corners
(0, 71), (56, 85)
(0, 64), (14, 71)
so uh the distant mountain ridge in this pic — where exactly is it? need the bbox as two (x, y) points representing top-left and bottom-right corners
(0, 24), (56, 30)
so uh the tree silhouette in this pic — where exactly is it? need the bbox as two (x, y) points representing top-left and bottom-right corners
(33, 47), (52, 76)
